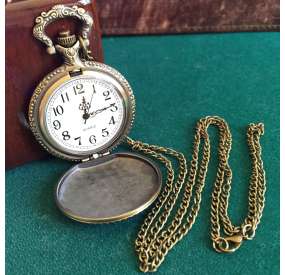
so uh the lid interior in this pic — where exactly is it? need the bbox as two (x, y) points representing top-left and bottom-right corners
(55, 152), (162, 223)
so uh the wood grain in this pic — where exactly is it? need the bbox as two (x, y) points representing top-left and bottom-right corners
(96, 0), (279, 35)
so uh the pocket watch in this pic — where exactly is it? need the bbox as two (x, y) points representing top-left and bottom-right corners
(29, 5), (162, 223)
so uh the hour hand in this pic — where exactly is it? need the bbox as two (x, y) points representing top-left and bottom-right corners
(79, 96), (90, 112)
(79, 96), (91, 123)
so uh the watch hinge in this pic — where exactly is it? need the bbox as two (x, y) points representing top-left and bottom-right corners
(69, 69), (83, 77)
(82, 151), (110, 162)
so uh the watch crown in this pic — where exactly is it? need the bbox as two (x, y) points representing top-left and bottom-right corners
(57, 30), (77, 48)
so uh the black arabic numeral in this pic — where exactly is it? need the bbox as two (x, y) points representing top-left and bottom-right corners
(92, 84), (96, 93)
(74, 136), (82, 145)
(53, 105), (64, 116)
(102, 128), (109, 137)
(73, 83), (84, 95)
(53, 120), (61, 130)
(89, 135), (96, 144)
(109, 116), (115, 125)
(61, 92), (70, 103)
(110, 103), (118, 112)
(103, 90), (111, 100)
(62, 131), (71, 141)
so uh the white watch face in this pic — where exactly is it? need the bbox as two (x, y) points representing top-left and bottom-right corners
(44, 75), (125, 154)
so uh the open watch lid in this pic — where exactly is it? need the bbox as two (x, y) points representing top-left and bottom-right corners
(56, 152), (162, 223)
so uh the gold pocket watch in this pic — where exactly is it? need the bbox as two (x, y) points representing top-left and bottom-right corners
(29, 5), (162, 223)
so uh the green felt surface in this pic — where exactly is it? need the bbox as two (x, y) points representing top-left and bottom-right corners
(6, 33), (279, 275)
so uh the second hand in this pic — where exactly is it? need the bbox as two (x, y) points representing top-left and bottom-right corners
(89, 85), (96, 110)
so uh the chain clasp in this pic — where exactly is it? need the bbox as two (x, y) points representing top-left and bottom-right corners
(213, 234), (243, 253)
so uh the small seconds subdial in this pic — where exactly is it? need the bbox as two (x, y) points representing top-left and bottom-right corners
(45, 76), (124, 154)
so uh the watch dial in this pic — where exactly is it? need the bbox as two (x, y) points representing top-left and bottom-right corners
(44, 76), (125, 154)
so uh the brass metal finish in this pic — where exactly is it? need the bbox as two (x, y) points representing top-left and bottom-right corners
(57, 30), (77, 48)
(33, 5), (93, 55)
(127, 116), (266, 272)
(55, 152), (162, 223)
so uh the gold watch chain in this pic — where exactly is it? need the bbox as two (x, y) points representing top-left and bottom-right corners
(126, 116), (266, 272)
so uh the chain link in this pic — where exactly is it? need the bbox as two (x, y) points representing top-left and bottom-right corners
(126, 116), (266, 272)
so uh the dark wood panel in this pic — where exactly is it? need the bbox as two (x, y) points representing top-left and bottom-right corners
(96, 0), (279, 35)
(6, 0), (103, 169)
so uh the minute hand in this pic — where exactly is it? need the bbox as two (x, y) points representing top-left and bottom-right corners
(89, 105), (112, 117)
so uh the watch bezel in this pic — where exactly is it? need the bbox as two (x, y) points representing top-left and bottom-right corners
(29, 61), (135, 161)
